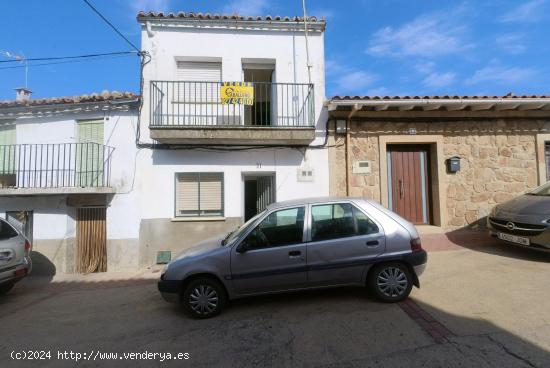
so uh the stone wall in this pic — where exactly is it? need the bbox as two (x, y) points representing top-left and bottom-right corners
(328, 119), (549, 230)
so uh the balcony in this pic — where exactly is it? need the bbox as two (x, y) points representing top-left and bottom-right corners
(149, 81), (316, 145)
(0, 143), (115, 196)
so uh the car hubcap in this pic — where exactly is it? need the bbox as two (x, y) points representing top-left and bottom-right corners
(189, 285), (218, 315)
(377, 267), (408, 298)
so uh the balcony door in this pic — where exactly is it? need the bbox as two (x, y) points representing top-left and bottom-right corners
(175, 60), (222, 126)
(0, 120), (16, 188)
(243, 64), (274, 126)
(77, 119), (104, 187)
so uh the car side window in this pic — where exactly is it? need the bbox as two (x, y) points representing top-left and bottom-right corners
(353, 206), (379, 235)
(311, 203), (379, 242)
(243, 207), (305, 250)
(0, 219), (18, 240)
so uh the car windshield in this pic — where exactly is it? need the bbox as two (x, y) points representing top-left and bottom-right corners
(527, 182), (550, 196)
(222, 210), (266, 246)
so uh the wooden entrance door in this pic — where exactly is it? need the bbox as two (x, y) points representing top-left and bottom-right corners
(388, 145), (431, 224)
(76, 207), (107, 273)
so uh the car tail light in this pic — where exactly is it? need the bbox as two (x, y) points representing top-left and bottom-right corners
(410, 237), (422, 252)
(24, 240), (31, 255)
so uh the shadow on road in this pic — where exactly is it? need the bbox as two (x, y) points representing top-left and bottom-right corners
(444, 228), (550, 263)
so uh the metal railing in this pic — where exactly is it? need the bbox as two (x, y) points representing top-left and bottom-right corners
(0, 143), (114, 189)
(150, 81), (315, 127)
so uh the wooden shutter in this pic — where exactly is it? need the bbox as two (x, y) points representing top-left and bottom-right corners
(176, 173), (200, 215)
(77, 120), (105, 186)
(176, 61), (222, 81)
(545, 142), (550, 181)
(175, 61), (221, 106)
(0, 121), (16, 175)
(175, 173), (223, 217)
(199, 173), (223, 214)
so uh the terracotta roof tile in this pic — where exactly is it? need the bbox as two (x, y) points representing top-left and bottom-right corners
(136, 11), (323, 23)
(0, 91), (140, 109)
(331, 94), (550, 101)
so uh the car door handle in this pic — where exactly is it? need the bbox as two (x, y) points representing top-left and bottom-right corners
(366, 240), (379, 247)
(288, 250), (302, 257)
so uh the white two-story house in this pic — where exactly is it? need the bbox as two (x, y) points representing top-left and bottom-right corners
(0, 11), (330, 273)
(0, 90), (140, 273)
(134, 12), (330, 267)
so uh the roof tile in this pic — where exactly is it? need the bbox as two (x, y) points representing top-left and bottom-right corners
(0, 91), (139, 109)
(136, 11), (324, 23)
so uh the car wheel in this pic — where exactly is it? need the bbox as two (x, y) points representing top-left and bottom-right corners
(368, 263), (413, 303)
(0, 282), (15, 296)
(182, 278), (226, 319)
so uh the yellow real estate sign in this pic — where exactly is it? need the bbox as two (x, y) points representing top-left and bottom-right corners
(220, 82), (254, 105)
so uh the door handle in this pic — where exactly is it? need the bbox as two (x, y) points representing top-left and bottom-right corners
(366, 240), (379, 247)
(288, 250), (301, 257)
(399, 179), (404, 199)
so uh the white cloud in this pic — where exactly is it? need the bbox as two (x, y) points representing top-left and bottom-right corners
(367, 11), (473, 58)
(326, 58), (378, 95)
(131, 0), (170, 12)
(466, 63), (536, 85)
(414, 61), (436, 75)
(423, 72), (456, 88)
(365, 87), (390, 96)
(496, 33), (527, 54)
(334, 71), (378, 94)
(499, 0), (547, 23)
(309, 8), (335, 20)
(223, 0), (268, 15)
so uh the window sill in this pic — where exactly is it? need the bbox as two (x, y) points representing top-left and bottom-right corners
(171, 216), (226, 222)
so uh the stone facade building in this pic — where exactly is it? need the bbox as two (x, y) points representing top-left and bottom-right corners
(327, 96), (550, 230)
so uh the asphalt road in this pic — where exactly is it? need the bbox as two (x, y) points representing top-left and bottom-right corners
(1, 241), (549, 367)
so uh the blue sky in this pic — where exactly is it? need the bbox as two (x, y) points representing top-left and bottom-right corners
(1, 0), (549, 100)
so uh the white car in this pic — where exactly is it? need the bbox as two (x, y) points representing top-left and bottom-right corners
(0, 218), (32, 295)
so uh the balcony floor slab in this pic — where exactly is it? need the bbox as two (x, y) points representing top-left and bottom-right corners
(149, 126), (316, 146)
(0, 187), (116, 197)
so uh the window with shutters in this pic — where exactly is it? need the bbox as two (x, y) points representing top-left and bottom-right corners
(0, 120), (16, 187)
(175, 173), (224, 217)
(77, 119), (105, 186)
(175, 61), (222, 103)
(546, 142), (550, 181)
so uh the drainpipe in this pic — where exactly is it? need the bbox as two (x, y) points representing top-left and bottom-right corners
(345, 104), (360, 196)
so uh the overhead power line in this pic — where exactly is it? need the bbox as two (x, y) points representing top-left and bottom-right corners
(0, 53), (136, 70)
(0, 51), (138, 64)
(81, 0), (141, 53)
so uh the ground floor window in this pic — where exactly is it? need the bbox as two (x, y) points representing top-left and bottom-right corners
(545, 142), (550, 181)
(175, 173), (224, 217)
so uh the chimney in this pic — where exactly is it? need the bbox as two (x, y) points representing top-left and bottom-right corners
(15, 87), (32, 102)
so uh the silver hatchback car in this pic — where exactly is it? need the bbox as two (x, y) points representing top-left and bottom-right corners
(488, 181), (550, 251)
(0, 218), (32, 295)
(159, 197), (427, 318)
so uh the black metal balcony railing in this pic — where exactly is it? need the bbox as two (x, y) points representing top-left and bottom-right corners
(0, 143), (114, 189)
(150, 81), (315, 127)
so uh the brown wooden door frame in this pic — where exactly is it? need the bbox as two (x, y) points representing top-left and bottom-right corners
(387, 144), (432, 225)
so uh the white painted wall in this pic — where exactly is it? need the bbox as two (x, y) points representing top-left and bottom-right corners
(138, 21), (330, 220)
(1, 110), (141, 241)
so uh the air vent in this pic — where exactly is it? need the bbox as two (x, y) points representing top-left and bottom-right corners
(297, 167), (314, 182)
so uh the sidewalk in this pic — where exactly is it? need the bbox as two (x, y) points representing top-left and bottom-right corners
(420, 228), (501, 252)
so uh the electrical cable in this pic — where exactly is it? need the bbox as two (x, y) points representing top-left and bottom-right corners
(0, 51), (138, 64)
(0, 53), (136, 70)
(81, 0), (141, 53)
